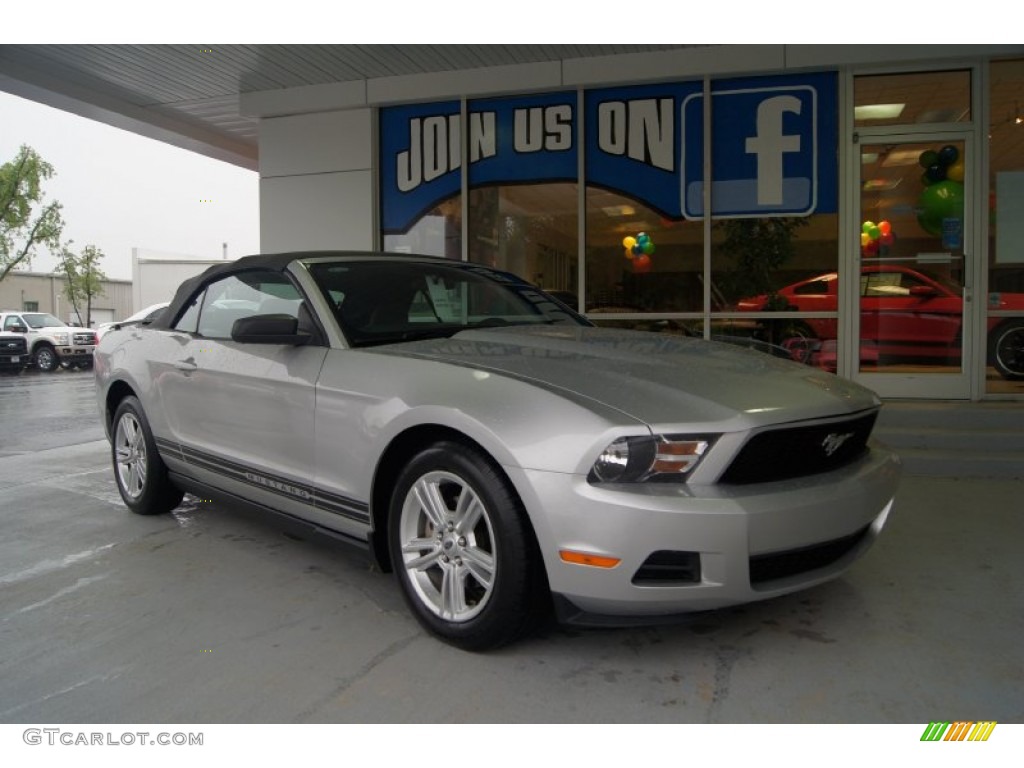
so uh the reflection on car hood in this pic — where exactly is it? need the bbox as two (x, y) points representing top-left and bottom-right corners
(372, 325), (879, 427)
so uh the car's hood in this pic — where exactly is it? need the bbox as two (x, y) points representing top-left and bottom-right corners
(372, 325), (879, 429)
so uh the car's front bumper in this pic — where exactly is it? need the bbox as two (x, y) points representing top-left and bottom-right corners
(56, 345), (95, 361)
(512, 444), (900, 624)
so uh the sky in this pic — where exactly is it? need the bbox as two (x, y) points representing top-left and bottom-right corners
(0, 90), (259, 281)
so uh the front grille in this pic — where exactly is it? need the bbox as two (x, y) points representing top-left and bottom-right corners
(749, 526), (869, 585)
(73, 332), (95, 345)
(1, 338), (28, 354)
(719, 411), (877, 485)
(632, 551), (701, 584)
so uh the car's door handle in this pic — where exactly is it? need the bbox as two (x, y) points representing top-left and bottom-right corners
(175, 358), (197, 372)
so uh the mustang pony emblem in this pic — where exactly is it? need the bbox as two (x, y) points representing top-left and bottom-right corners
(822, 432), (855, 457)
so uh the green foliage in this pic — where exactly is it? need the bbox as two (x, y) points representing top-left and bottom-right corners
(60, 244), (107, 326)
(0, 145), (65, 281)
(715, 217), (808, 306)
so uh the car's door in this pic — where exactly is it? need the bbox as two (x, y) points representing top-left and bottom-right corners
(860, 268), (962, 357)
(156, 269), (328, 520)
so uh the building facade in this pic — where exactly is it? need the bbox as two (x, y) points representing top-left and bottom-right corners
(247, 45), (1024, 401)
(0, 270), (131, 326)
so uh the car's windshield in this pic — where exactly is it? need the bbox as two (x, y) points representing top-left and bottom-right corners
(307, 259), (588, 347)
(22, 313), (64, 329)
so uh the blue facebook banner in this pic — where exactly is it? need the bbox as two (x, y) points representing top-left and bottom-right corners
(585, 82), (702, 220)
(468, 92), (577, 185)
(380, 101), (461, 234)
(682, 71), (838, 217)
(380, 72), (838, 233)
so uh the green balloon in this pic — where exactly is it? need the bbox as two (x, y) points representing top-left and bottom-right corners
(919, 149), (939, 169)
(917, 180), (964, 236)
(643, 241), (655, 256)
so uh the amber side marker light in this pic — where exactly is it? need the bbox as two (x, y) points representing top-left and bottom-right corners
(559, 550), (621, 568)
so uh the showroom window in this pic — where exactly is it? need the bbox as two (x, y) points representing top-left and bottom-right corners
(381, 71), (841, 366)
(854, 70), (971, 128)
(706, 72), (840, 360)
(986, 58), (1024, 394)
(467, 93), (579, 302)
(380, 101), (462, 260)
(584, 81), (704, 326)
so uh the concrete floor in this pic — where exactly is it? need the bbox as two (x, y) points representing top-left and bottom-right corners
(1, 371), (1022, 723)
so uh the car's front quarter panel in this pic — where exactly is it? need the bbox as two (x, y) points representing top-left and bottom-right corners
(312, 348), (647, 508)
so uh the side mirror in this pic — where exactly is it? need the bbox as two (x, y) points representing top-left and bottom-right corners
(8, 324), (29, 333)
(231, 314), (311, 346)
(909, 285), (938, 298)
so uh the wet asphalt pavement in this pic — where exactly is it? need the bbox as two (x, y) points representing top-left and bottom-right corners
(0, 369), (1022, 724)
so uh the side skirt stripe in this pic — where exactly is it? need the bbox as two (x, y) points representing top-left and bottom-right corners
(156, 437), (369, 524)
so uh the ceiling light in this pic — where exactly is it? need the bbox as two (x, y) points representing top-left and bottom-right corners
(601, 205), (635, 217)
(862, 178), (902, 192)
(881, 150), (923, 167)
(855, 103), (905, 121)
(861, 152), (879, 164)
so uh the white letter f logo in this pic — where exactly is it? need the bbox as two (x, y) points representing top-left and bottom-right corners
(745, 95), (801, 206)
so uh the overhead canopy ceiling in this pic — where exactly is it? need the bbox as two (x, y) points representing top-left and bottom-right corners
(0, 44), (708, 170)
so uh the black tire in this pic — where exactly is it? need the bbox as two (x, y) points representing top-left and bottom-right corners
(781, 321), (818, 365)
(110, 395), (184, 515)
(388, 440), (544, 651)
(991, 320), (1024, 381)
(34, 344), (59, 373)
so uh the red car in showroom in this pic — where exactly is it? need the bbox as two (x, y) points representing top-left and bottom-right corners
(737, 264), (1024, 380)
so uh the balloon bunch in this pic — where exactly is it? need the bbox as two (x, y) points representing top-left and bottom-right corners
(622, 232), (655, 273)
(917, 145), (964, 237)
(861, 219), (893, 257)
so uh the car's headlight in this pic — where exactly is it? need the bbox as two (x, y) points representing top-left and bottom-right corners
(588, 435), (715, 484)
(54, 332), (69, 345)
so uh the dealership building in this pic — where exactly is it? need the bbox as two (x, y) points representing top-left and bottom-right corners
(2, 44), (1022, 401)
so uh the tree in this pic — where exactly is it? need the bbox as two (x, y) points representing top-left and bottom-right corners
(60, 244), (107, 326)
(716, 217), (809, 304)
(716, 216), (810, 348)
(0, 145), (65, 281)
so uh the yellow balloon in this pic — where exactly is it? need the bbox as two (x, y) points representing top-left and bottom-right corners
(624, 247), (635, 260)
(623, 236), (637, 249)
(861, 232), (870, 247)
(947, 158), (965, 182)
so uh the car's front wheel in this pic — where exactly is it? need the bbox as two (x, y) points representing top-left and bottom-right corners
(111, 396), (184, 515)
(991, 320), (1024, 381)
(388, 441), (544, 651)
(34, 344), (59, 373)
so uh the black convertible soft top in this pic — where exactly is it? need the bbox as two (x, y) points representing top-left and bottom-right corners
(151, 250), (441, 330)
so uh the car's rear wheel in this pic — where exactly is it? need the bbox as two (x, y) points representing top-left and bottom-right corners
(34, 344), (59, 373)
(111, 396), (184, 515)
(991, 320), (1024, 381)
(388, 441), (543, 651)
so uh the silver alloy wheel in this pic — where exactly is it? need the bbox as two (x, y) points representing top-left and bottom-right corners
(398, 470), (497, 623)
(114, 412), (148, 500)
(35, 346), (58, 372)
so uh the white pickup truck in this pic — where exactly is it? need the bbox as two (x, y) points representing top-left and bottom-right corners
(0, 311), (97, 372)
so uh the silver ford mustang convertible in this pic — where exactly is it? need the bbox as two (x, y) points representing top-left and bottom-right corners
(96, 252), (901, 650)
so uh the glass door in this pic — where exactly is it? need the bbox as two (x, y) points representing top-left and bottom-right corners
(854, 135), (975, 399)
